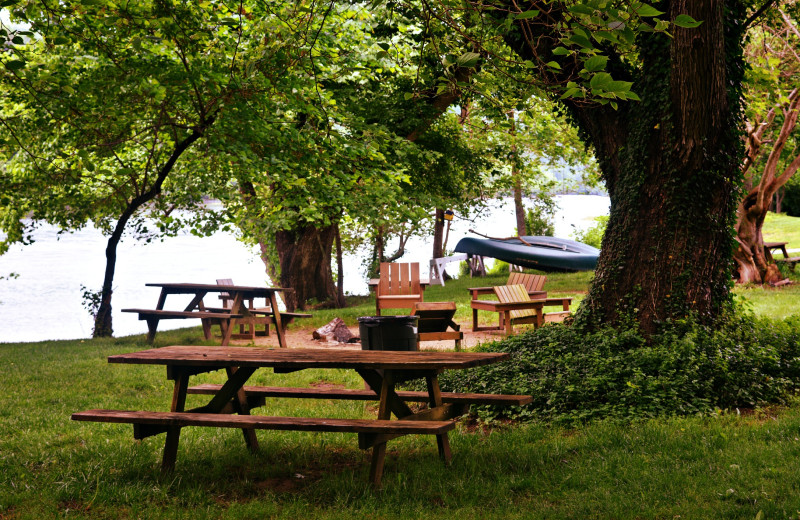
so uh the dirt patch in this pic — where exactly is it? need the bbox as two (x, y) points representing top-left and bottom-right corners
(231, 319), (510, 350)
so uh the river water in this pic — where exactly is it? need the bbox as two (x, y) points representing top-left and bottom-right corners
(0, 195), (609, 343)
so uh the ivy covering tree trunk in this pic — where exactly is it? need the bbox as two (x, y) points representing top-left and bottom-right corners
(498, 0), (747, 333)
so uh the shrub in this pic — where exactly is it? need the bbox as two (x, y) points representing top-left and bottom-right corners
(432, 312), (800, 424)
(524, 205), (554, 236)
(782, 175), (800, 216)
(571, 215), (607, 249)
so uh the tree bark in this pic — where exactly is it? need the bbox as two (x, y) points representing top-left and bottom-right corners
(275, 223), (339, 311)
(432, 208), (445, 258)
(508, 110), (526, 236)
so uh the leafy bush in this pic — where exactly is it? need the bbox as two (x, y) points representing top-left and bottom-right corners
(571, 215), (608, 248)
(782, 174), (800, 217)
(433, 312), (800, 424)
(524, 204), (555, 236)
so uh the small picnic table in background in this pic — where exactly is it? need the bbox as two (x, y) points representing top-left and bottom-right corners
(764, 241), (790, 262)
(122, 283), (310, 348)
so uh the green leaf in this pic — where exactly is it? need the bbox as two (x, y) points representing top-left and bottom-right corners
(568, 4), (594, 15)
(456, 51), (480, 68)
(584, 55), (608, 72)
(4, 60), (25, 71)
(568, 34), (594, 49)
(546, 61), (561, 70)
(673, 14), (703, 28)
(635, 3), (664, 17)
(590, 72), (612, 90)
(607, 80), (633, 93)
(552, 47), (571, 56)
(560, 87), (582, 99)
(515, 10), (540, 19)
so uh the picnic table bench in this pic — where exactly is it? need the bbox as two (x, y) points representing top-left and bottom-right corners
(122, 283), (310, 348)
(72, 346), (531, 488)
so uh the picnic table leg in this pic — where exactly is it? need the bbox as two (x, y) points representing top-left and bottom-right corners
(227, 367), (259, 452)
(162, 370), (189, 473)
(426, 375), (452, 464)
(269, 292), (287, 348)
(145, 318), (159, 344)
(219, 293), (243, 346)
(472, 307), (479, 331)
(369, 371), (394, 487)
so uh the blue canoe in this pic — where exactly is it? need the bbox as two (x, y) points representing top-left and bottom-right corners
(454, 236), (599, 272)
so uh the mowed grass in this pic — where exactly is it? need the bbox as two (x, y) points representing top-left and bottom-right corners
(4, 333), (800, 518)
(3, 217), (800, 518)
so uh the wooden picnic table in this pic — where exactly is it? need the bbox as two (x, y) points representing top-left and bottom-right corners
(122, 283), (308, 348)
(764, 241), (790, 262)
(72, 346), (530, 487)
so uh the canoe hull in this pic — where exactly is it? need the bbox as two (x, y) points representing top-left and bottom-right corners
(454, 236), (599, 272)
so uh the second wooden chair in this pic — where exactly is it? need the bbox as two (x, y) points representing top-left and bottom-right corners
(375, 262), (425, 315)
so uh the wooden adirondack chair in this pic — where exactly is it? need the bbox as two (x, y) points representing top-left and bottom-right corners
(413, 302), (463, 350)
(375, 262), (425, 315)
(487, 284), (572, 335)
(468, 272), (547, 300)
(507, 272), (547, 295)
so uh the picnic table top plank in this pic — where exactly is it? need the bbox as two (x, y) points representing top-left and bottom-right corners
(108, 346), (509, 370)
(145, 283), (292, 295)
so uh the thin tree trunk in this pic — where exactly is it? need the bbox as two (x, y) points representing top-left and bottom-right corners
(335, 220), (345, 307)
(92, 127), (208, 337)
(432, 208), (445, 258)
(509, 110), (526, 236)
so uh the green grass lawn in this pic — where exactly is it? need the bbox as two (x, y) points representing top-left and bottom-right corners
(3, 217), (800, 518)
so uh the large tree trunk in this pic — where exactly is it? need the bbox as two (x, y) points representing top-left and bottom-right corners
(274, 223), (339, 311)
(578, 1), (743, 333)
(502, 0), (745, 334)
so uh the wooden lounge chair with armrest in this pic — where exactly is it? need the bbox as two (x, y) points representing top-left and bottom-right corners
(468, 272), (547, 300)
(470, 284), (572, 335)
(413, 302), (463, 351)
(375, 262), (425, 316)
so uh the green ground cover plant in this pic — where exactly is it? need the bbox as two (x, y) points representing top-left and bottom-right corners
(435, 311), (800, 424)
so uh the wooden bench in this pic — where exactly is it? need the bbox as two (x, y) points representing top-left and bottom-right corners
(776, 256), (800, 271)
(71, 409), (454, 450)
(121, 309), (243, 344)
(186, 383), (533, 407)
